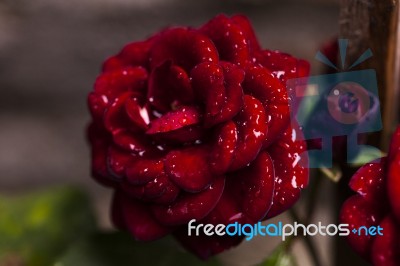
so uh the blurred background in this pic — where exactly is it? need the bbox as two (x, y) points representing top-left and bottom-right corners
(0, 0), (340, 265)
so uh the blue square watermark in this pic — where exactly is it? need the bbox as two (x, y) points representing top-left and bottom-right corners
(287, 39), (382, 168)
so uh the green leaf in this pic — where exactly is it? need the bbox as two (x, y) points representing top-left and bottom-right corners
(255, 244), (296, 266)
(349, 145), (384, 167)
(0, 186), (96, 266)
(55, 232), (222, 266)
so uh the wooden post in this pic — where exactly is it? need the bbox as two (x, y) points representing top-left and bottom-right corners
(339, 0), (399, 149)
(337, 1), (399, 266)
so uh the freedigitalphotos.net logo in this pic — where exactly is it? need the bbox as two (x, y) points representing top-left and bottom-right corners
(287, 39), (382, 168)
(187, 219), (384, 241)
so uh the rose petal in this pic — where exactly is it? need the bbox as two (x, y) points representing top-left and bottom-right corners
(203, 76), (225, 118)
(227, 151), (275, 222)
(265, 123), (309, 218)
(88, 123), (115, 187)
(88, 92), (109, 123)
(207, 63), (244, 126)
(388, 126), (400, 162)
(147, 105), (201, 134)
(387, 152), (400, 222)
(254, 50), (310, 85)
(349, 157), (388, 205)
(118, 40), (153, 69)
(340, 195), (385, 259)
(200, 14), (250, 66)
(150, 28), (219, 72)
(202, 189), (246, 225)
(371, 215), (400, 266)
(151, 177), (225, 225)
(107, 145), (135, 178)
(209, 121), (238, 175)
(126, 158), (164, 185)
(95, 66), (148, 101)
(231, 15), (261, 53)
(191, 62), (244, 127)
(148, 61), (193, 112)
(191, 62), (224, 107)
(146, 105), (203, 144)
(228, 95), (267, 171)
(124, 97), (150, 129)
(244, 65), (290, 147)
(104, 92), (141, 134)
(113, 129), (155, 156)
(102, 56), (125, 72)
(152, 178), (180, 205)
(122, 174), (178, 203)
(164, 146), (213, 192)
(143, 176), (178, 200)
(112, 190), (171, 241)
(150, 125), (204, 144)
(191, 62), (227, 122)
(209, 152), (274, 225)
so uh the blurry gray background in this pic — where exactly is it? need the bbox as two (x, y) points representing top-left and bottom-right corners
(0, 0), (339, 265)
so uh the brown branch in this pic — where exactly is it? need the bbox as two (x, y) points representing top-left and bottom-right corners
(339, 0), (399, 149)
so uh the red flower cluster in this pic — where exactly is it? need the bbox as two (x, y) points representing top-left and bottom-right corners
(87, 14), (310, 258)
(341, 127), (400, 265)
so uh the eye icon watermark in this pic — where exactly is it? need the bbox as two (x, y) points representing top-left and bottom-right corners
(287, 39), (382, 168)
(328, 82), (371, 125)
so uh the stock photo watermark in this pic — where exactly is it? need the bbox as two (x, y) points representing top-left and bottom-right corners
(187, 219), (384, 241)
(287, 39), (382, 168)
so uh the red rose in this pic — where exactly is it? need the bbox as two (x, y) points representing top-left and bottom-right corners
(340, 127), (400, 265)
(87, 14), (310, 258)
